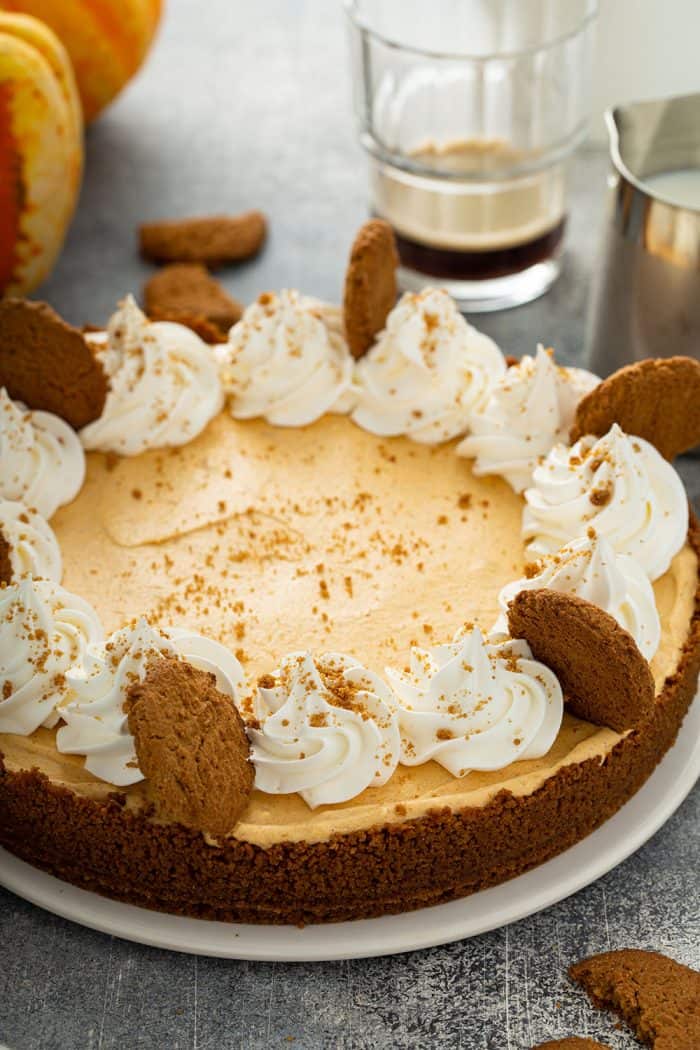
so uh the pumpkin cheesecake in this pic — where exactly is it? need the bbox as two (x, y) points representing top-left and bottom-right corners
(0, 233), (699, 924)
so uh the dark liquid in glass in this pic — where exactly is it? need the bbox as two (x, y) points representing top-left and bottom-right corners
(392, 217), (567, 281)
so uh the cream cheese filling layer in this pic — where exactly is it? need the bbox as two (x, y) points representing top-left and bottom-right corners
(0, 412), (696, 847)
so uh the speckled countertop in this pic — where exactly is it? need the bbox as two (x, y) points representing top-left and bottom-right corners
(0, 3), (698, 1048)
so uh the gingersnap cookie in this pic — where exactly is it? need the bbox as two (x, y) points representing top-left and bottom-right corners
(145, 310), (228, 344)
(0, 299), (107, 429)
(139, 211), (267, 267)
(343, 219), (399, 359)
(533, 1040), (610, 1049)
(126, 655), (254, 838)
(143, 262), (243, 338)
(571, 356), (700, 460)
(570, 949), (700, 1050)
(0, 530), (12, 585)
(507, 589), (655, 731)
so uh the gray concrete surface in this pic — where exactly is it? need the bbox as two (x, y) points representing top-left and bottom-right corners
(0, 2), (698, 1047)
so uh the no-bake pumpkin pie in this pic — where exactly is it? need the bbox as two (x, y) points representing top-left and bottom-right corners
(1, 227), (699, 925)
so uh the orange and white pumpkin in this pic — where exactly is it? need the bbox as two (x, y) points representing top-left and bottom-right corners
(0, 12), (83, 295)
(2, 0), (163, 122)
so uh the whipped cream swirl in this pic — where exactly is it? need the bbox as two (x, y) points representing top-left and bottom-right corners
(0, 577), (104, 735)
(523, 423), (688, 581)
(493, 534), (661, 660)
(80, 296), (223, 455)
(218, 291), (354, 425)
(0, 499), (62, 582)
(386, 626), (562, 776)
(245, 651), (400, 808)
(351, 288), (505, 443)
(56, 618), (245, 786)
(457, 346), (600, 492)
(0, 387), (85, 518)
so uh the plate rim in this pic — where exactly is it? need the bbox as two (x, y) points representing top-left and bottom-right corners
(1, 691), (698, 962)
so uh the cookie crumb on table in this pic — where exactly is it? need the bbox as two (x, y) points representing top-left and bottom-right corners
(143, 262), (243, 337)
(139, 211), (267, 266)
(569, 948), (700, 1049)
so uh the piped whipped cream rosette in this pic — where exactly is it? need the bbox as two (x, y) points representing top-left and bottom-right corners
(217, 290), (355, 426)
(0, 576), (104, 735)
(385, 626), (563, 777)
(351, 288), (506, 443)
(244, 651), (400, 808)
(523, 423), (688, 581)
(492, 534), (661, 661)
(0, 387), (85, 519)
(80, 295), (224, 455)
(457, 345), (600, 493)
(56, 618), (245, 787)
(0, 499), (62, 583)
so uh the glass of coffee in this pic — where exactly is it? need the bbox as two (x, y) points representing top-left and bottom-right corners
(345, 0), (598, 311)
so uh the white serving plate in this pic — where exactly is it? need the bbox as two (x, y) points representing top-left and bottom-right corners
(1, 691), (698, 962)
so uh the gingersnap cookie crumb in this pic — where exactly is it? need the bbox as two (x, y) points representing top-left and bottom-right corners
(0, 529), (12, 585)
(0, 299), (108, 429)
(143, 262), (243, 338)
(569, 949), (700, 1049)
(571, 356), (700, 460)
(507, 589), (655, 732)
(139, 212), (267, 267)
(532, 1040), (609, 1049)
(126, 655), (254, 838)
(343, 219), (398, 359)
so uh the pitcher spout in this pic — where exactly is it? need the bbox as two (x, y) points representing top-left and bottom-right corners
(586, 91), (700, 380)
(604, 92), (700, 195)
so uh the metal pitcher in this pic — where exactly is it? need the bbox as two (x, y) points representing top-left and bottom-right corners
(586, 93), (700, 377)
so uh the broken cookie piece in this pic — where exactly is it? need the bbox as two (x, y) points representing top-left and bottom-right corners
(507, 589), (655, 732)
(343, 218), (399, 359)
(126, 655), (254, 838)
(0, 299), (107, 429)
(0, 529), (12, 585)
(143, 262), (243, 339)
(139, 211), (267, 266)
(570, 949), (700, 1050)
(571, 356), (700, 460)
(145, 309), (229, 344)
